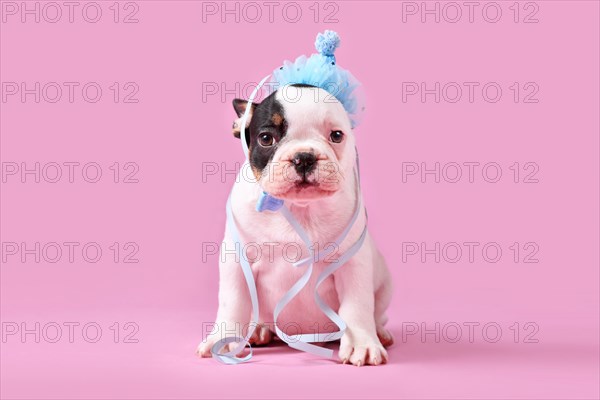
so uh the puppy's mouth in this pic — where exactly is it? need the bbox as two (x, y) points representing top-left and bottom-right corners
(295, 177), (317, 189)
(260, 158), (341, 200)
(273, 177), (335, 200)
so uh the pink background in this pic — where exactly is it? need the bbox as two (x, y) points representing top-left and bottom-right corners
(1, 1), (599, 399)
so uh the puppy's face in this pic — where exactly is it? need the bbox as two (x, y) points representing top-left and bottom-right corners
(232, 85), (355, 201)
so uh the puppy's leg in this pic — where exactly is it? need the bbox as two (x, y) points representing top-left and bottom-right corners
(334, 235), (388, 366)
(196, 234), (253, 357)
(374, 250), (394, 348)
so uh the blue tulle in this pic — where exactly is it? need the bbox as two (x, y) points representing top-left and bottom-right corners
(269, 31), (365, 128)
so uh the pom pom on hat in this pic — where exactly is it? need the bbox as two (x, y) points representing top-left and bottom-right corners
(315, 30), (341, 59)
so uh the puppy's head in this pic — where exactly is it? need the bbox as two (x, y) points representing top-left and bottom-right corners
(232, 85), (355, 201)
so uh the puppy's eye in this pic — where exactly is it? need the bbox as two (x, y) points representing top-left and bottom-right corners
(330, 130), (344, 143)
(258, 133), (275, 147)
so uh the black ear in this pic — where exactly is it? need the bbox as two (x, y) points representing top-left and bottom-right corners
(232, 99), (257, 139)
(233, 99), (256, 117)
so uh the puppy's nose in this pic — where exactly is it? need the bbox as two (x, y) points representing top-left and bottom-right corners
(292, 152), (317, 175)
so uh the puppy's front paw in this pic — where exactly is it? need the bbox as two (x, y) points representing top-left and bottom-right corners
(196, 336), (220, 358)
(339, 333), (388, 366)
(196, 335), (244, 357)
(196, 328), (238, 358)
(196, 323), (264, 358)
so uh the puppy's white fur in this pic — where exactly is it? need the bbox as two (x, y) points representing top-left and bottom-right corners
(198, 87), (393, 366)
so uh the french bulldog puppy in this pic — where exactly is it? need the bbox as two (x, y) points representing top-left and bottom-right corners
(197, 85), (393, 366)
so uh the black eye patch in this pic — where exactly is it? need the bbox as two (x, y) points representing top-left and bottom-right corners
(248, 92), (287, 173)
